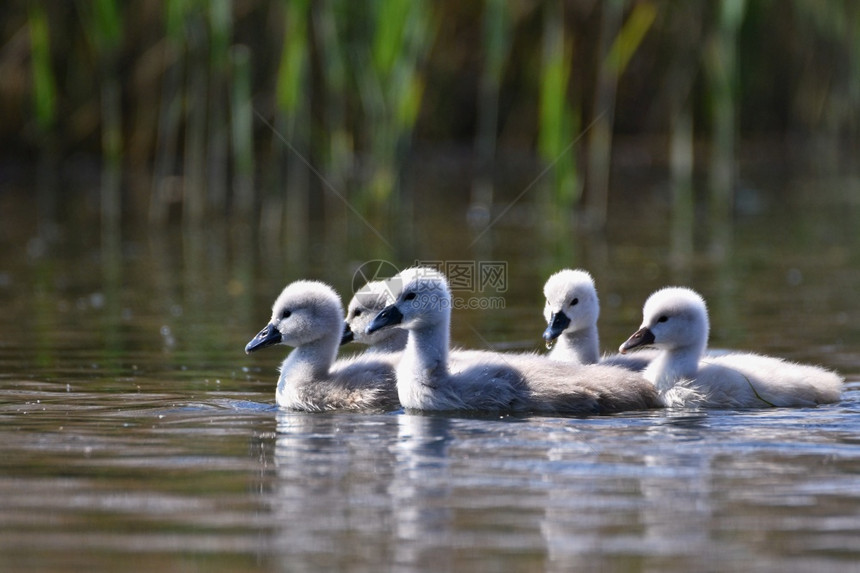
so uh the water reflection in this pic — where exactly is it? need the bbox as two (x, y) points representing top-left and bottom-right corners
(2, 153), (859, 570)
(101, 160), (123, 372)
(639, 416), (716, 568)
(0, 381), (857, 571)
(390, 414), (454, 571)
(271, 412), (399, 568)
(268, 412), (459, 571)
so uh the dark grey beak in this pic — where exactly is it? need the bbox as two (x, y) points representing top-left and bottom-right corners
(543, 311), (571, 341)
(619, 326), (655, 354)
(245, 323), (282, 354)
(366, 304), (403, 334)
(340, 322), (355, 345)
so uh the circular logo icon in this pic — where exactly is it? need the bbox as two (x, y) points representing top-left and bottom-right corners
(351, 260), (402, 302)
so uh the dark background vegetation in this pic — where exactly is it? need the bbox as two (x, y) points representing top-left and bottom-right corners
(2, 0), (858, 233)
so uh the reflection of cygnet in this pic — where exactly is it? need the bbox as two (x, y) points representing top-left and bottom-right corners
(390, 414), (454, 570)
(245, 280), (399, 412)
(620, 287), (844, 408)
(542, 268), (658, 371)
(367, 267), (661, 414)
(341, 280), (407, 353)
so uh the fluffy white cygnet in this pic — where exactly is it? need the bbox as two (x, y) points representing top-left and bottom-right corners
(245, 280), (399, 412)
(343, 280), (513, 369)
(341, 280), (408, 353)
(366, 267), (660, 414)
(619, 287), (844, 408)
(542, 269), (658, 370)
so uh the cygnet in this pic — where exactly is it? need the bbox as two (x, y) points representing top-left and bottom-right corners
(367, 267), (661, 414)
(542, 268), (658, 370)
(246, 280), (399, 412)
(341, 279), (408, 353)
(619, 287), (844, 408)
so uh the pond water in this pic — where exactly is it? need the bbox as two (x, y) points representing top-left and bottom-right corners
(1, 152), (859, 572)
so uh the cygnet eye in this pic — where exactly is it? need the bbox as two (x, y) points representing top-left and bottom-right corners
(657, 315), (668, 323)
(403, 292), (416, 301)
(353, 308), (362, 317)
(570, 297), (579, 307)
(281, 309), (292, 320)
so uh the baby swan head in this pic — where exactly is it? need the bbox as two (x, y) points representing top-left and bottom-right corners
(619, 287), (709, 355)
(542, 269), (600, 343)
(246, 280), (344, 353)
(340, 279), (399, 346)
(366, 267), (450, 334)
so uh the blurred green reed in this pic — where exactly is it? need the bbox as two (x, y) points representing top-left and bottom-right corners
(77, 0), (124, 249)
(10, 0), (860, 234)
(150, 0), (192, 225)
(705, 0), (745, 258)
(26, 3), (56, 134)
(207, 0), (232, 215)
(471, 0), (511, 219)
(230, 44), (254, 219)
(270, 0), (311, 258)
(538, 0), (578, 223)
(361, 0), (435, 226)
(78, 0), (123, 164)
(586, 0), (655, 228)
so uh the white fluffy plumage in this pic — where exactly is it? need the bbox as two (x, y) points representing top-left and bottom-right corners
(619, 287), (844, 408)
(367, 268), (661, 414)
(246, 280), (399, 412)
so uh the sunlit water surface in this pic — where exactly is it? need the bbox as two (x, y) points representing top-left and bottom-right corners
(1, 158), (859, 572)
